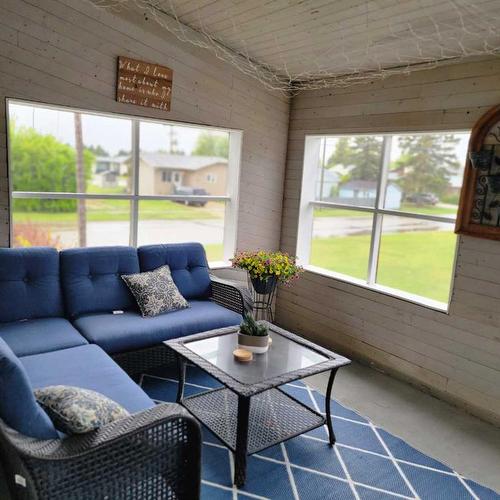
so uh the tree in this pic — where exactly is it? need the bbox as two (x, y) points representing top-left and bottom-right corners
(327, 136), (382, 181)
(10, 125), (93, 212)
(394, 134), (460, 198)
(192, 132), (229, 158)
(85, 144), (109, 157)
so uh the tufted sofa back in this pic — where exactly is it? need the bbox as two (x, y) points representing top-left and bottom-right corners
(138, 243), (211, 300)
(60, 246), (140, 318)
(0, 247), (64, 323)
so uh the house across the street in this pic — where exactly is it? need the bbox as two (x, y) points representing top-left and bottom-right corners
(92, 155), (129, 189)
(139, 152), (228, 196)
(338, 180), (402, 209)
(92, 152), (228, 195)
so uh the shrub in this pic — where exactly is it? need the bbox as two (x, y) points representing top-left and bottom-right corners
(13, 222), (62, 250)
(9, 125), (93, 212)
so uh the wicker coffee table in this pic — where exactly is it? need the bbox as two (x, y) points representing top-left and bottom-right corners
(165, 322), (351, 487)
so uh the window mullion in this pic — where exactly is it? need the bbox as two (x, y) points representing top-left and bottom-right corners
(367, 135), (392, 284)
(129, 119), (140, 247)
(367, 213), (383, 284)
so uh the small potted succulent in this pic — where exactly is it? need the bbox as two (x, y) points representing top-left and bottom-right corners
(238, 313), (270, 354)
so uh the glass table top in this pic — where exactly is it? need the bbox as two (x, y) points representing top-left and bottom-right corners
(185, 330), (330, 385)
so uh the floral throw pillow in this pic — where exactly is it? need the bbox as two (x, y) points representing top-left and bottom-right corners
(34, 386), (129, 435)
(121, 265), (189, 317)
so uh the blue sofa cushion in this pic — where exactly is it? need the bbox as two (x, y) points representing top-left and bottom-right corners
(0, 318), (88, 357)
(21, 345), (154, 415)
(0, 247), (64, 323)
(73, 300), (242, 354)
(0, 338), (58, 439)
(60, 246), (140, 317)
(138, 243), (211, 300)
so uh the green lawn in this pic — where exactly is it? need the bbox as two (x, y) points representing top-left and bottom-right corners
(13, 199), (224, 225)
(311, 231), (456, 302)
(314, 204), (457, 218)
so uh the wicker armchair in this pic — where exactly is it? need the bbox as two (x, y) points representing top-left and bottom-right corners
(0, 404), (201, 500)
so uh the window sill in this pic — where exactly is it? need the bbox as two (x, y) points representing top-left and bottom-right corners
(209, 261), (232, 270)
(303, 265), (450, 313)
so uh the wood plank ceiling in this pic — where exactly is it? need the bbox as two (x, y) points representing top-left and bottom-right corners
(152, 0), (500, 81)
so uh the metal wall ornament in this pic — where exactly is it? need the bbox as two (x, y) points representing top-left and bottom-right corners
(456, 105), (500, 240)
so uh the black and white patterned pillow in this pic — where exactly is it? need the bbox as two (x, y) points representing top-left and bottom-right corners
(122, 265), (189, 317)
(34, 385), (129, 434)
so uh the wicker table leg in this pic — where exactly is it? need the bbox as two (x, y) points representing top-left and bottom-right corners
(234, 396), (251, 487)
(176, 356), (186, 403)
(325, 367), (339, 446)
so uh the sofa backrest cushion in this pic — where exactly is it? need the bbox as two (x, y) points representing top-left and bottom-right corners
(60, 246), (140, 317)
(138, 243), (211, 300)
(0, 338), (58, 439)
(0, 247), (64, 323)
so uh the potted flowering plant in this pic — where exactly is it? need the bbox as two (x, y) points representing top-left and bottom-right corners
(231, 250), (303, 294)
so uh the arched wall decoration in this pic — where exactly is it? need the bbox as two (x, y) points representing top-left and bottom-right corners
(456, 105), (500, 240)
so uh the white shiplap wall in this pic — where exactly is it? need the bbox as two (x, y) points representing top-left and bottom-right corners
(278, 57), (500, 425)
(0, 0), (289, 251)
(1, 0), (499, 425)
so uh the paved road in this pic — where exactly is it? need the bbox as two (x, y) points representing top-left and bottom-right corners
(53, 216), (453, 247)
(313, 216), (452, 237)
(56, 219), (225, 247)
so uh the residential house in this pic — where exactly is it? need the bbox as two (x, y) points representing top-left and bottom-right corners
(315, 167), (340, 200)
(92, 155), (129, 189)
(139, 152), (228, 195)
(338, 180), (402, 208)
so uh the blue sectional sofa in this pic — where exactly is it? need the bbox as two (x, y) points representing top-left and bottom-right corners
(0, 243), (250, 500)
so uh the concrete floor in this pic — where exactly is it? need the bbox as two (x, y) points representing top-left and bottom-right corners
(305, 361), (500, 493)
(1, 361), (498, 497)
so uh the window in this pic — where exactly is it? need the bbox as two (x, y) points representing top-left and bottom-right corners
(206, 173), (217, 183)
(7, 100), (242, 264)
(297, 132), (470, 309)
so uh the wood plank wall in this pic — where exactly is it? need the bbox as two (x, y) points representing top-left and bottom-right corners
(0, 0), (289, 251)
(1, 0), (499, 424)
(278, 57), (500, 425)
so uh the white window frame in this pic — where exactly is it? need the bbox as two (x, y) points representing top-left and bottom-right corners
(297, 132), (467, 312)
(6, 99), (242, 265)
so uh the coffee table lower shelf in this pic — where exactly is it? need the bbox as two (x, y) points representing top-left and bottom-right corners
(181, 386), (325, 454)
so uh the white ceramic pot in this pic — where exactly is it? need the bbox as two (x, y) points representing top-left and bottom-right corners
(237, 332), (269, 354)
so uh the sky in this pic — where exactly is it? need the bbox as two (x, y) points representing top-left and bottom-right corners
(9, 102), (229, 156)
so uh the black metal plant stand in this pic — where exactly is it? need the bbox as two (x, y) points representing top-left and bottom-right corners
(248, 275), (277, 322)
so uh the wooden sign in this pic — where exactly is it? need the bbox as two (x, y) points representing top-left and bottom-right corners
(116, 56), (173, 111)
(456, 104), (500, 240)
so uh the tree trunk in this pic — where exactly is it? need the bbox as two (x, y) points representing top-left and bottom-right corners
(74, 113), (86, 247)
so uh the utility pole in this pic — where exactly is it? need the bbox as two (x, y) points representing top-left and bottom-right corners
(74, 113), (87, 247)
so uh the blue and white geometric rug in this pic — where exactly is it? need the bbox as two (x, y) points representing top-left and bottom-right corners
(140, 364), (499, 500)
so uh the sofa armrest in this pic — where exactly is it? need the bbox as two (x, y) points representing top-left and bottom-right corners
(0, 403), (201, 500)
(209, 275), (253, 316)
